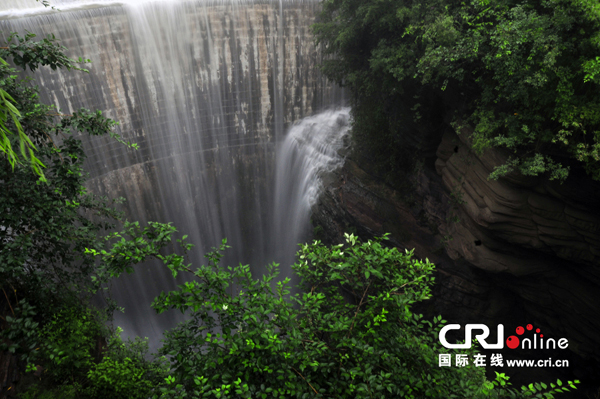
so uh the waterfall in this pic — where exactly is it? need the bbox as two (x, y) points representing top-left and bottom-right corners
(272, 108), (350, 272)
(0, 0), (346, 348)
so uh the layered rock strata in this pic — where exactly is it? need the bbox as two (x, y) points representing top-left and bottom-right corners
(313, 124), (600, 383)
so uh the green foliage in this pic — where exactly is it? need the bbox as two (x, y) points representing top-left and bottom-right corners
(0, 27), (161, 399)
(0, 31), (137, 182)
(147, 233), (464, 398)
(313, 0), (600, 182)
(0, 28), (88, 181)
(88, 357), (153, 398)
(0, 58), (44, 180)
(18, 317), (168, 399)
(0, 299), (40, 365)
(477, 372), (580, 399)
(93, 231), (570, 399)
(86, 221), (194, 284)
(0, 31), (90, 73)
(0, 34), (122, 381)
(40, 306), (102, 384)
(86, 331), (169, 399)
(20, 384), (78, 399)
(0, 29), (138, 317)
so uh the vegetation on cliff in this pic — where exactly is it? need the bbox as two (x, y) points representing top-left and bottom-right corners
(313, 0), (600, 182)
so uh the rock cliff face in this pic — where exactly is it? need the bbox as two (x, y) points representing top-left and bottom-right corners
(313, 121), (600, 383)
(0, 0), (344, 346)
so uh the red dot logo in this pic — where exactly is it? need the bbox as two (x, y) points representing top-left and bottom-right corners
(536, 328), (541, 333)
(506, 335), (520, 349)
(526, 324), (533, 331)
(516, 326), (524, 335)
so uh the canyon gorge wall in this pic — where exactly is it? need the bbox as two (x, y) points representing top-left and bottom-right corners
(313, 113), (600, 385)
(1, 0), (344, 343)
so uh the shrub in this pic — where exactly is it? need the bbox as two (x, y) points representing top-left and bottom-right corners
(86, 332), (169, 399)
(146, 233), (573, 398)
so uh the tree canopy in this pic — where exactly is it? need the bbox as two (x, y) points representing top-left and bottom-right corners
(313, 0), (600, 182)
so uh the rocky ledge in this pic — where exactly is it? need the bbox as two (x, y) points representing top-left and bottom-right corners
(312, 123), (600, 386)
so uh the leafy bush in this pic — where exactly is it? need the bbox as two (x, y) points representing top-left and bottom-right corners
(128, 232), (574, 398)
(88, 357), (153, 398)
(0, 30), (125, 321)
(313, 0), (600, 182)
(40, 306), (103, 384)
(0, 27), (160, 399)
(85, 330), (169, 399)
(0, 299), (40, 365)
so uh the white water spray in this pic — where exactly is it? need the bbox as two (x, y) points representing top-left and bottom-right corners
(272, 107), (350, 269)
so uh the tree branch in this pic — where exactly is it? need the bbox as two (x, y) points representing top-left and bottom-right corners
(291, 366), (319, 395)
(2, 288), (14, 316)
(346, 281), (371, 338)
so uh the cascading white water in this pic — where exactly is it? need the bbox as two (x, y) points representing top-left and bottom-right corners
(272, 108), (350, 272)
(0, 0), (346, 348)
